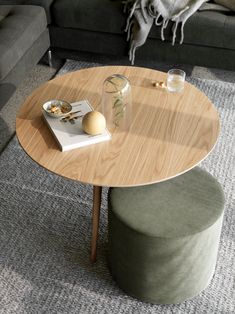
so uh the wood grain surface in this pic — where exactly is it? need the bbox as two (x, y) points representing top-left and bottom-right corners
(16, 66), (220, 187)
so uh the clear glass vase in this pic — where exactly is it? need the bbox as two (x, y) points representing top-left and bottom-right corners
(101, 74), (132, 131)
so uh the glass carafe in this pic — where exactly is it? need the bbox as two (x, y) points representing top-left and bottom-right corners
(101, 74), (132, 131)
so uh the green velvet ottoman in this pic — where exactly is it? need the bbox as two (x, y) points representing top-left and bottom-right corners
(108, 167), (225, 304)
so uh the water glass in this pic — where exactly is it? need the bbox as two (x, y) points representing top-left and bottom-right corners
(167, 69), (186, 93)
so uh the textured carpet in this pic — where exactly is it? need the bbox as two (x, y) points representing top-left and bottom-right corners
(0, 63), (57, 152)
(0, 61), (234, 314)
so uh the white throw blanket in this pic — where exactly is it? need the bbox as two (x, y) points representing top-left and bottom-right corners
(125, 0), (209, 64)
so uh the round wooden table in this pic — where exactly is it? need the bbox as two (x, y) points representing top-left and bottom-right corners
(16, 66), (220, 262)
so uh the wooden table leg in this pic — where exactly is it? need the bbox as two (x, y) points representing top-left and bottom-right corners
(91, 185), (102, 263)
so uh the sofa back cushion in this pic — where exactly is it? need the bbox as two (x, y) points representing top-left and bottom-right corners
(148, 10), (235, 50)
(51, 0), (125, 34)
(214, 0), (235, 11)
(0, 1), (27, 4)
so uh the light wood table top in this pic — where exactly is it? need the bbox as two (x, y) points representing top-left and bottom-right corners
(16, 66), (220, 187)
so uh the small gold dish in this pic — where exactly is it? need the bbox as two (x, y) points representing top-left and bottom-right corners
(42, 100), (72, 118)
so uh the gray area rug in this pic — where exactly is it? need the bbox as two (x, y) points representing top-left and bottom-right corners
(0, 61), (234, 313)
(0, 64), (57, 153)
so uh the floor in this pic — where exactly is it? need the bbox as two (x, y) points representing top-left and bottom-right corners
(1, 52), (235, 152)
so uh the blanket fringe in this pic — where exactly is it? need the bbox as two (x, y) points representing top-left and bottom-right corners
(124, 0), (206, 63)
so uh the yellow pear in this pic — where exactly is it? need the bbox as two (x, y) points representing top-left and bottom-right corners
(82, 111), (106, 135)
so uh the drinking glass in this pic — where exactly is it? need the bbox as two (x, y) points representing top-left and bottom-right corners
(167, 69), (186, 93)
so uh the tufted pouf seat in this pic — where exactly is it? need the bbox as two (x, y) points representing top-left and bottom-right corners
(108, 167), (225, 304)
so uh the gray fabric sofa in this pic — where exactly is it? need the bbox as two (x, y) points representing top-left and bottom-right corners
(1, 0), (235, 108)
(0, 1), (50, 107)
(48, 0), (235, 70)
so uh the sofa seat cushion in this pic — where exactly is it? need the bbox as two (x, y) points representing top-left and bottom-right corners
(52, 0), (125, 35)
(0, 6), (10, 22)
(0, 6), (10, 15)
(0, 5), (47, 81)
(149, 10), (235, 50)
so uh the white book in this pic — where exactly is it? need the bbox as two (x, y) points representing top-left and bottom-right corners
(42, 99), (111, 152)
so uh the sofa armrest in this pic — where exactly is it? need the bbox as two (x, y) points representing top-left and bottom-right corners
(0, 0), (55, 23)
(26, 0), (55, 24)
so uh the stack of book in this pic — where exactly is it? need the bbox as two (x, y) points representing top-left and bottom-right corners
(42, 99), (111, 152)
